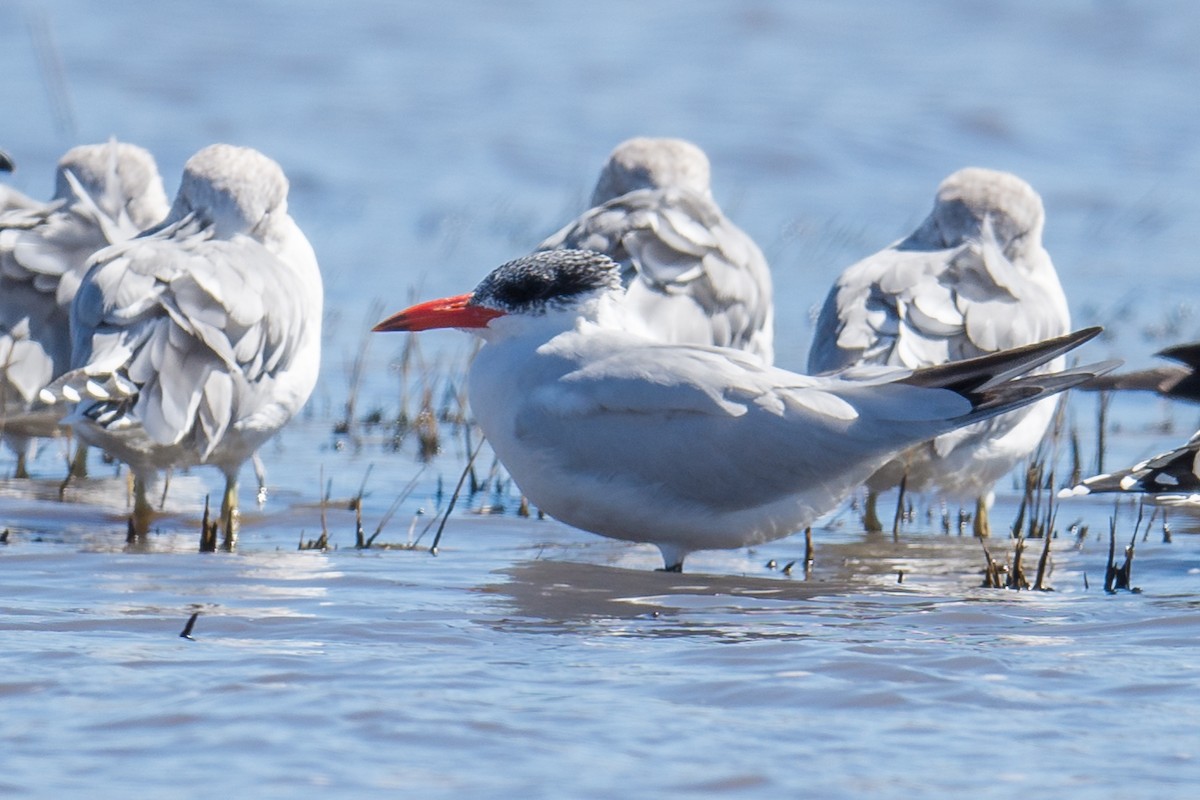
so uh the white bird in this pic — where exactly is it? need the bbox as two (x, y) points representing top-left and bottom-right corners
(374, 249), (1106, 571)
(537, 137), (774, 363)
(41, 143), (323, 539)
(0, 141), (169, 476)
(808, 167), (1071, 536)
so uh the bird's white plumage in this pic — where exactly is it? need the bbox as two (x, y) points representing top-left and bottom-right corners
(380, 250), (1100, 569)
(538, 137), (774, 363)
(0, 141), (168, 465)
(46, 143), (322, 533)
(808, 167), (1070, 510)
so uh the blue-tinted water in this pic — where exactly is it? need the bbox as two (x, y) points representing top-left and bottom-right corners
(2, 1), (1200, 796)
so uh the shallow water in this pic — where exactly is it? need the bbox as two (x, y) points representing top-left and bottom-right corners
(2, 1), (1200, 797)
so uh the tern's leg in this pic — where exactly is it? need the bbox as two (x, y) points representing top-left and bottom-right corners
(972, 494), (992, 538)
(862, 490), (884, 533)
(220, 471), (239, 550)
(655, 544), (687, 573)
(14, 450), (29, 479)
(131, 474), (154, 536)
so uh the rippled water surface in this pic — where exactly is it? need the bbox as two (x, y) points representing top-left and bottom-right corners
(2, 1), (1200, 797)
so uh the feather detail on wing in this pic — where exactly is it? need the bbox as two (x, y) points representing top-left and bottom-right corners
(538, 187), (773, 361)
(43, 220), (306, 461)
(810, 215), (1069, 375)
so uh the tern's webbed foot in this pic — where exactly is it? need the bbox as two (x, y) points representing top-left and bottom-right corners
(656, 563), (684, 573)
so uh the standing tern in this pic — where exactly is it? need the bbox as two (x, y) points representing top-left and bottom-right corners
(0, 141), (169, 476)
(537, 137), (774, 363)
(808, 167), (1071, 536)
(41, 143), (323, 539)
(374, 249), (1107, 571)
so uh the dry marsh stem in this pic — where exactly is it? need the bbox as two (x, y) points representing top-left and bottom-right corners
(1011, 460), (1036, 538)
(1104, 516), (1118, 593)
(315, 466), (329, 549)
(980, 540), (1005, 588)
(179, 612), (199, 640)
(891, 474), (907, 538)
(362, 470), (425, 548)
(1008, 537), (1030, 590)
(1095, 390), (1111, 474)
(1034, 525), (1055, 591)
(424, 435), (486, 555)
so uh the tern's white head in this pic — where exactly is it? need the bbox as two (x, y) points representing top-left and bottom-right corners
(590, 137), (713, 206)
(373, 250), (624, 337)
(921, 167), (1046, 260)
(167, 143), (290, 239)
(54, 141), (169, 229)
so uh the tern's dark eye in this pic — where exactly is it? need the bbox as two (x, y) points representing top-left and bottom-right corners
(471, 250), (622, 313)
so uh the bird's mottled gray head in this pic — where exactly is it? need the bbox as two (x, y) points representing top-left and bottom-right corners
(590, 137), (713, 205)
(470, 250), (623, 315)
(54, 141), (169, 229)
(170, 143), (289, 237)
(930, 167), (1045, 249)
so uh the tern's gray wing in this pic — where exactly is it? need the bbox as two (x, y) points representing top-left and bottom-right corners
(62, 220), (310, 460)
(538, 187), (774, 362)
(512, 338), (976, 512)
(808, 217), (1069, 374)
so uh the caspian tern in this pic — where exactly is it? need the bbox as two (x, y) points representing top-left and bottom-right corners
(375, 249), (1107, 571)
(40, 144), (323, 540)
(537, 137), (774, 363)
(808, 167), (1070, 536)
(0, 141), (169, 476)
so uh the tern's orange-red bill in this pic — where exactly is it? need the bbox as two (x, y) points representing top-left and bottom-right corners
(372, 294), (504, 332)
